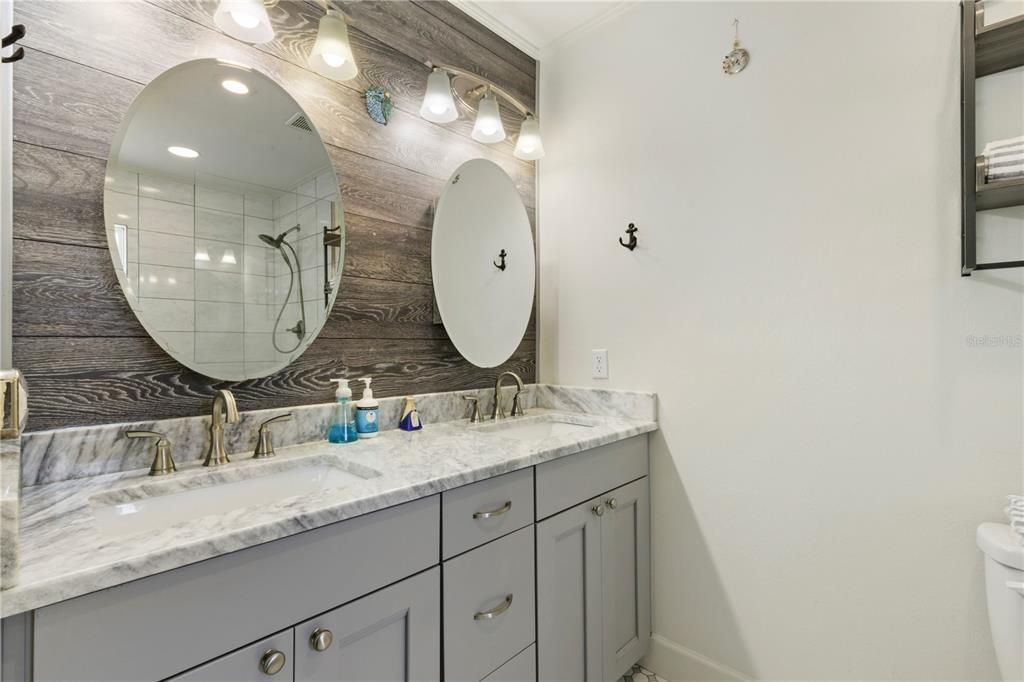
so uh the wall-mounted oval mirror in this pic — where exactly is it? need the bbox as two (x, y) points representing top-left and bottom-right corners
(104, 59), (344, 381)
(432, 159), (535, 368)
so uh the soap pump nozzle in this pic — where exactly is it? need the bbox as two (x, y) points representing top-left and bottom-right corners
(359, 377), (373, 399)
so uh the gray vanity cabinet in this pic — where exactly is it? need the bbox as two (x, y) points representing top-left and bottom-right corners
(599, 478), (651, 680)
(536, 496), (604, 682)
(294, 568), (441, 682)
(535, 437), (651, 682)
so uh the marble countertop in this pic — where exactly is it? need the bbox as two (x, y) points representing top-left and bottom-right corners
(1, 409), (656, 617)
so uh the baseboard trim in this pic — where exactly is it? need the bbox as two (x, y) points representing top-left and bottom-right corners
(642, 634), (752, 682)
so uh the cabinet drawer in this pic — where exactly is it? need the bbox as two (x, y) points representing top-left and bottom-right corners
(34, 495), (440, 682)
(294, 568), (440, 682)
(482, 644), (536, 682)
(442, 468), (533, 558)
(443, 525), (536, 682)
(535, 435), (648, 519)
(169, 630), (294, 681)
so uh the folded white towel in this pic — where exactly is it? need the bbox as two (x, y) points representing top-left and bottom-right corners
(1007, 496), (1024, 543)
(984, 136), (1024, 183)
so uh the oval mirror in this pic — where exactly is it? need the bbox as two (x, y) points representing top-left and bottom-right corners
(432, 159), (535, 368)
(103, 59), (343, 381)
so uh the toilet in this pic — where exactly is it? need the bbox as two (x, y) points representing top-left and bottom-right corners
(978, 523), (1024, 681)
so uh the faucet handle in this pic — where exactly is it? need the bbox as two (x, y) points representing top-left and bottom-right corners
(462, 396), (482, 423)
(254, 413), (292, 459)
(510, 389), (527, 417)
(125, 430), (176, 477)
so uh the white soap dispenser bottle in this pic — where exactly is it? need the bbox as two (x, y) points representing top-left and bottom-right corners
(355, 377), (380, 439)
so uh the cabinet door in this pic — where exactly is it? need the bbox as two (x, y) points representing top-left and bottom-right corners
(168, 631), (294, 682)
(294, 568), (440, 682)
(536, 496), (603, 682)
(600, 478), (651, 681)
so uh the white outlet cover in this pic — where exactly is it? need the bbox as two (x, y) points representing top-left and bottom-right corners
(592, 348), (609, 379)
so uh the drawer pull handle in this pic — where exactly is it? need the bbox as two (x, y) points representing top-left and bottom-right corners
(473, 500), (512, 519)
(474, 593), (514, 620)
(606, 498), (618, 510)
(259, 649), (286, 675)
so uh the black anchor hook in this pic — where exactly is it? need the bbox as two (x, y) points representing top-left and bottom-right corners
(493, 249), (507, 271)
(619, 223), (638, 251)
(2, 24), (25, 64)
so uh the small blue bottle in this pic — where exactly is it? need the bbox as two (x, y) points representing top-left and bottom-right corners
(328, 378), (359, 443)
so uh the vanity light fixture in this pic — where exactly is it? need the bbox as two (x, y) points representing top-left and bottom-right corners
(167, 146), (200, 159)
(420, 68), (458, 123)
(514, 115), (544, 160)
(308, 9), (358, 81)
(419, 61), (544, 158)
(221, 79), (250, 95)
(213, 0), (274, 44)
(472, 90), (505, 144)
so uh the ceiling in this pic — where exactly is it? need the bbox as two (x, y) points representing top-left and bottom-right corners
(114, 59), (331, 194)
(454, 1), (632, 57)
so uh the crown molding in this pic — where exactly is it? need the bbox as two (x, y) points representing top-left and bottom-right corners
(449, 0), (541, 59)
(542, 1), (635, 56)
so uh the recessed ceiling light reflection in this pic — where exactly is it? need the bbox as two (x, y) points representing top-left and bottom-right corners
(195, 249), (211, 262)
(221, 79), (249, 95)
(167, 146), (200, 159)
(221, 249), (237, 265)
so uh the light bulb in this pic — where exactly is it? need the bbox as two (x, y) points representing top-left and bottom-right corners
(471, 92), (505, 144)
(514, 115), (545, 160)
(213, 0), (273, 43)
(230, 9), (259, 28)
(309, 11), (357, 80)
(321, 52), (346, 68)
(419, 68), (457, 123)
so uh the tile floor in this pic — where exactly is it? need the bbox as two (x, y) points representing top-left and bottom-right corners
(619, 663), (670, 682)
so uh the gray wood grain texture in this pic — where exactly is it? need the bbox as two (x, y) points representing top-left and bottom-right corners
(11, 0), (537, 431)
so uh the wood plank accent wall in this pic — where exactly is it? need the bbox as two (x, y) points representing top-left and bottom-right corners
(11, 0), (537, 432)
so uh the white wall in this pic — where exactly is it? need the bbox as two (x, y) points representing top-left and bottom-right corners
(538, 2), (1023, 679)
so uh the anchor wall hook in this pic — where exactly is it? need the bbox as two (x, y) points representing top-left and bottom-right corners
(619, 223), (638, 251)
(493, 248), (507, 271)
(2, 24), (26, 64)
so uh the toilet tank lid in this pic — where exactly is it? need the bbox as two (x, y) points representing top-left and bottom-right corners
(977, 523), (1024, 569)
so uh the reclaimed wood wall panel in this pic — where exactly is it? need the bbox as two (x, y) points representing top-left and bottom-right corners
(11, 0), (537, 431)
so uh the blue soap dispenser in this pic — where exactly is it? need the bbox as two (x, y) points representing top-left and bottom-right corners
(328, 378), (358, 443)
(355, 377), (380, 439)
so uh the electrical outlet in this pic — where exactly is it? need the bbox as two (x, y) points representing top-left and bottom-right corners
(592, 349), (609, 379)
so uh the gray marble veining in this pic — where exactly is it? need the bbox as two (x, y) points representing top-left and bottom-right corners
(2, 395), (655, 617)
(0, 436), (19, 589)
(532, 385), (657, 421)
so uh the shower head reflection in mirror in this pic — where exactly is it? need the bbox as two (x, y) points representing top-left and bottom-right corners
(258, 225), (307, 353)
(103, 58), (345, 381)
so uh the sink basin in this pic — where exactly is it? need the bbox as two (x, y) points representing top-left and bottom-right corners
(476, 416), (597, 443)
(91, 456), (380, 539)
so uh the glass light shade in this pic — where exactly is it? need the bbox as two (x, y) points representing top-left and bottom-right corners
(420, 68), (457, 123)
(213, 0), (274, 44)
(514, 115), (545, 160)
(472, 92), (505, 144)
(309, 11), (358, 81)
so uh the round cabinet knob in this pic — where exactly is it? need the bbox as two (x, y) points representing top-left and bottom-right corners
(607, 498), (618, 510)
(592, 504), (605, 517)
(259, 649), (286, 675)
(310, 627), (333, 652)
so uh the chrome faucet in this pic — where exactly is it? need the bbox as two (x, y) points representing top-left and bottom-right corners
(491, 371), (526, 420)
(203, 389), (239, 467)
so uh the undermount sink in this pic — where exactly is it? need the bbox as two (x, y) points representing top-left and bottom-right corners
(476, 416), (597, 443)
(90, 456), (380, 539)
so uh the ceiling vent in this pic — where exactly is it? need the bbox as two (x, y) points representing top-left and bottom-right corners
(286, 112), (313, 134)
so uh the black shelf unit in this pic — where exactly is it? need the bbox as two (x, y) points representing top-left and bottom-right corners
(961, 0), (1024, 276)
